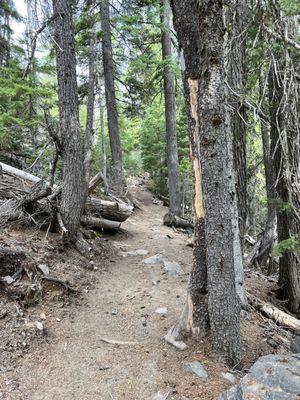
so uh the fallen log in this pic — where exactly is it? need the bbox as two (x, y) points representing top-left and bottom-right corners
(0, 161), (41, 184)
(0, 162), (134, 228)
(163, 212), (193, 229)
(81, 215), (121, 231)
(248, 293), (300, 333)
(86, 197), (133, 222)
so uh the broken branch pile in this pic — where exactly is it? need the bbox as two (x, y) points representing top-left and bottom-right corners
(0, 162), (133, 232)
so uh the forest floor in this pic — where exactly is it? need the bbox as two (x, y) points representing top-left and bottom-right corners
(0, 180), (292, 400)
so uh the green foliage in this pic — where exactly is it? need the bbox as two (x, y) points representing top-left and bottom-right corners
(272, 236), (300, 257)
(278, 0), (300, 15)
(140, 99), (166, 194)
(0, 59), (53, 153)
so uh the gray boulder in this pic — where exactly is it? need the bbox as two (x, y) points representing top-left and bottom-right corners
(219, 354), (300, 400)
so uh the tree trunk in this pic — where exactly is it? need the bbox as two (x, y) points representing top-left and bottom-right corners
(170, 0), (241, 365)
(53, 0), (86, 243)
(255, 65), (277, 272)
(165, 1), (209, 351)
(100, 0), (125, 189)
(99, 92), (109, 194)
(269, 51), (300, 315)
(226, 1), (247, 246)
(160, 0), (181, 217)
(225, 1), (247, 308)
(84, 34), (96, 192)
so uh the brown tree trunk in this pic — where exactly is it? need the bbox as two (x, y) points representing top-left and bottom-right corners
(226, 1), (247, 245)
(160, 0), (181, 217)
(165, 1), (208, 351)
(225, 1), (247, 308)
(255, 65), (277, 271)
(53, 0), (85, 242)
(269, 53), (300, 315)
(99, 92), (109, 194)
(84, 34), (96, 192)
(169, 0), (241, 365)
(100, 0), (125, 190)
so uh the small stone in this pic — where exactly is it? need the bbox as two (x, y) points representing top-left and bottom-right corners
(163, 261), (183, 277)
(122, 249), (149, 257)
(155, 307), (168, 316)
(221, 372), (236, 384)
(143, 254), (165, 265)
(37, 263), (49, 275)
(290, 335), (300, 353)
(35, 321), (44, 332)
(2, 275), (14, 285)
(152, 391), (169, 400)
(39, 313), (46, 320)
(185, 361), (208, 379)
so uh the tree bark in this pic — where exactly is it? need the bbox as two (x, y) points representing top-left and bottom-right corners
(165, 2), (209, 351)
(100, 0), (125, 189)
(169, 0), (241, 365)
(225, 1), (247, 307)
(269, 52), (300, 315)
(160, 0), (181, 217)
(255, 65), (277, 272)
(226, 1), (248, 246)
(53, 0), (85, 242)
(84, 34), (96, 191)
(99, 92), (109, 194)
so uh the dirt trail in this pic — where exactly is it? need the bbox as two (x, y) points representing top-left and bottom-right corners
(0, 185), (263, 400)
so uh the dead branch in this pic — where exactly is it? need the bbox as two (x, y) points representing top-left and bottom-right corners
(41, 276), (78, 293)
(248, 293), (300, 333)
(100, 337), (138, 345)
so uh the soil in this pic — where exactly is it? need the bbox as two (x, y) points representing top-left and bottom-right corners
(0, 182), (291, 400)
